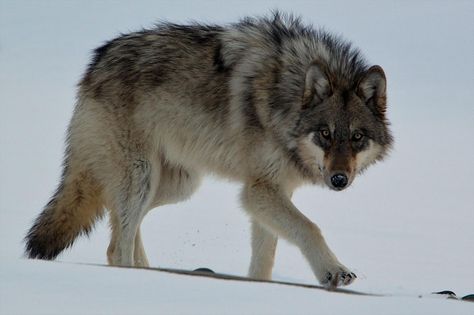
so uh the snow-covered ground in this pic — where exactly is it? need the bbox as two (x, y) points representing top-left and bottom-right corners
(1, 1), (473, 314)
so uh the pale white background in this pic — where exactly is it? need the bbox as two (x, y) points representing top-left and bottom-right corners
(1, 1), (473, 314)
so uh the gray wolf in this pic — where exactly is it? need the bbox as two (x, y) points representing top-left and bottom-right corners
(25, 12), (393, 287)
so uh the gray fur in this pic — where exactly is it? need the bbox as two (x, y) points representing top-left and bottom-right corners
(25, 12), (392, 287)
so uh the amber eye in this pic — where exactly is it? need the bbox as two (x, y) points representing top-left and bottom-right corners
(352, 132), (363, 141)
(320, 130), (331, 139)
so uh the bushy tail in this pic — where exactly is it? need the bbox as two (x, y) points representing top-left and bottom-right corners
(25, 169), (103, 260)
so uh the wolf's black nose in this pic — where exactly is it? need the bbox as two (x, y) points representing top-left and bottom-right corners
(331, 173), (348, 189)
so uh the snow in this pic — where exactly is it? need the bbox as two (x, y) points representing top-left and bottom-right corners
(1, 1), (473, 314)
(2, 259), (473, 315)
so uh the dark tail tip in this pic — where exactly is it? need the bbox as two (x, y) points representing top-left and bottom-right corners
(24, 220), (68, 260)
(25, 169), (103, 260)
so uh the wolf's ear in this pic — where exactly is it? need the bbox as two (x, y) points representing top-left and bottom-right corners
(358, 65), (387, 117)
(303, 62), (331, 108)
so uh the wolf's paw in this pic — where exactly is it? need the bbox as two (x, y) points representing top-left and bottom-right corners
(320, 265), (357, 287)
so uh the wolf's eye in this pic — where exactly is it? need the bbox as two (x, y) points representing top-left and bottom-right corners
(352, 132), (363, 141)
(320, 130), (331, 139)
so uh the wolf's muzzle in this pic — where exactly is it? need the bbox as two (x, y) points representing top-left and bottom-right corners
(330, 173), (348, 189)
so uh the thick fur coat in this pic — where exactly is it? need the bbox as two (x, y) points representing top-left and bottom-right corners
(26, 13), (392, 287)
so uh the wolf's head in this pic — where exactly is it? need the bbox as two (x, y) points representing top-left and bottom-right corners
(295, 62), (393, 190)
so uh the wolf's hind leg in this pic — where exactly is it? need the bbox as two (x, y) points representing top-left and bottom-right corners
(107, 220), (149, 267)
(106, 211), (120, 265)
(106, 158), (158, 267)
(134, 227), (149, 267)
(248, 220), (278, 280)
(107, 159), (201, 267)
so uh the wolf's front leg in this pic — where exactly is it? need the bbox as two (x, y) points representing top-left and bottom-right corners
(241, 182), (356, 287)
(248, 220), (278, 280)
